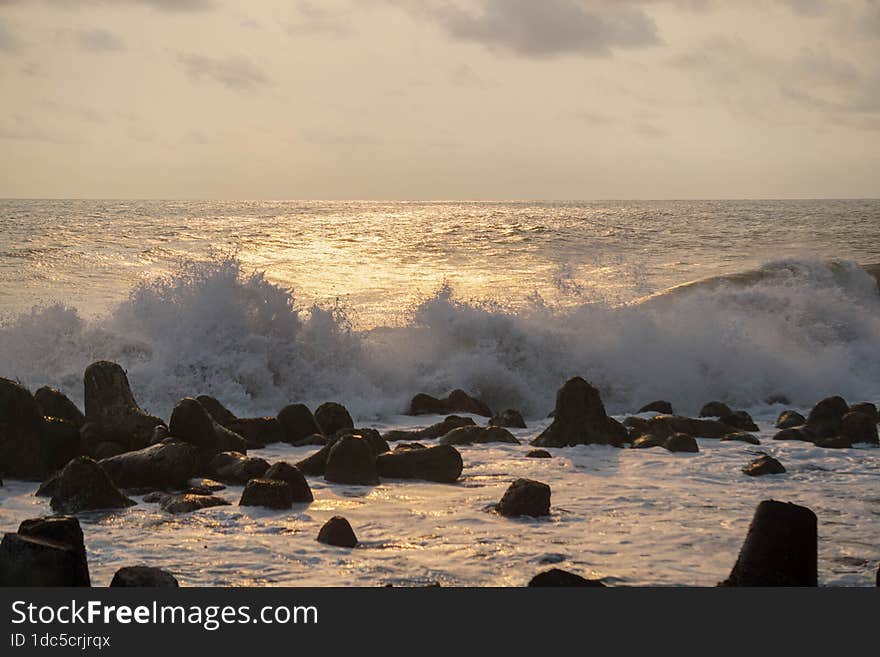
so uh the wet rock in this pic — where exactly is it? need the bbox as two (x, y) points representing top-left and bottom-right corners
(775, 410), (806, 430)
(525, 449), (552, 459)
(848, 402), (878, 423)
(90, 439), (126, 460)
(623, 416), (651, 434)
(99, 441), (199, 490)
(700, 401), (733, 418)
(721, 410), (759, 432)
(383, 415), (476, 442)
(239, 479), (294, 509)
(408, 390), (492, 417)
(772, 426), (815, 442)
(277, 403), (322, 443)
(314, 402), (354, 436)
(805, 395), (849, 439)
(34, 386), (85, 428)
(18, 516), (86, 558)
(0, 533), (90, 586)
(324, 435), (379, 485)
(646, 415), (736, 439)
(334, 427), (389, 456)
(743, 454), (786, 476)
(292, 433), (327, 447)
(376, 444), (463, 483)
(149, 425), (169, 445)
(226, 417), (282, 449)
(631, 434), (665, 449)
(317, 516), (358, 548)
(638, 400), (674, 415)
(489, 409), (527, 429)
(169, 398), (246, 465)
(83, 361), (165, 451)
(295, 441), (334, 476)
(528, 568), (605, 587)
(208, 452), (270, 485)
(160, 493), (230, 514)
(439, 425), (519, 446)
(813, 435), (853, 449)
(195, 395), (237, 427)
(263, 461), (313, 502)
(664, 433), (699, 453)
(722, 432), (761, 445)
(185, 477), (225, 493)
(50, 456), (135, 514)
(839, 411), (878, 444)
(394, 442), (427, 451)
(496, 478), (551, 517)
(110, 566), (178, 587)
(721, 500), (817, 586)
(531, 377), (627, 448)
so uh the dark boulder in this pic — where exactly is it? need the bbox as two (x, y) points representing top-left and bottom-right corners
(664, 433), (699, 453)
(195, 395), (237, 427)
(18, 516), (86, 558)
(170, 398), (246, 465)
(110, 566), (178, 587)
(772, 426), (816, 442)
(525, 449), (552, 459)
(292, 433), (327, 447)
(848, 402), (878, 423)
(531, 377), (627, 448)
(623, 416), (650, 434)
(722, 432), (761, 445)
(700, 401), (732, 418)
(721, 500), (817, 586)
(408, 390), (492, 417)
(394, 442), (427, 451)
(50, 456), (135, 514)
(35, 386), (86, 428)
(208, 452), (270, 485)
(638, 400), (674, 415)
(83, 361), (165, 451)
(99, 441), (199, 490)
(805, 395), (849, 439)
(631, 434), (665, 449)
(775, 410), (806, 429)
(439, 425), (519, 446)
(278, 403), (322, 444)
(295, 442), (335, 476)
(528, 568), (605, 587)
(0, 532), (90, 586)
(721, 410), (759, 432)
(239, 479), (293, 509)
(317, 516), (357, 548)
(814, 435), (853, 449)
(383, 415), (476, 442)
(376, 444), (463, 483)
(743, 454), (786, 476)
(496, 478), (551, 517)
(489, 409), (527, 429)
(646, 415), (736, 439)
(324, 435), (379, 485)
(263, 461), (313, 502)
(160, 493), (230, 514)
(225, 417), (282, 449)
(333, 427), (389, 456)
(184, 478), (225, 495)
(314, 402), (354, 436)
(839, 411), (878, 444)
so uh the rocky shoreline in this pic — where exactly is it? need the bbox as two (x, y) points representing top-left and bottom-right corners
(1, 361), (878, 587)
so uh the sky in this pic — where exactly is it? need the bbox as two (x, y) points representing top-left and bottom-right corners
(0, 0), (878, 200)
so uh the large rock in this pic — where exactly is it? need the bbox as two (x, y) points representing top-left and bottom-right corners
(226, 417), (282, 449)
(18, 516), (86, 559)
(531, 377), (627, 448)
(637, 400), (674, 415)
(0, 533), (90, 586)
(35, 386), (86, 428)
(408, 389), (492, 417)
(848, 402), (878, 423)
(317, 516), (357, 548)
(314, 402), (354, 436)
(805, 395), (849, 439)
(376, 445), (462, 483)
(775, 410), (806, 429)
(83, 361), (165, 451)
(208, 452), (270, 485)
(169, 397), (246, 465)
(50, 456), (135, 514)
(110, 566), (178, 587)
(496, 479), (551, 517)
(439, 425), (519, 445)
(263, 461), (313, 502)
(383, 415), (476, 442)
(277, 403), (322, 444)
(742, 454), (786, 476)
(839, 411), (878, 444)
(489, 409), (527, 429)
(99, 441), (199, 490)
(239, 479), (293, 509)
(528, 568), (605, 587)
(195, 395), (237, 426)
(324, 435), (379, 485)
(721, 500), (817, 586)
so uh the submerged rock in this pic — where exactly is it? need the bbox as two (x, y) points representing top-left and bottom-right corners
(50, 456), (135, 514)
(160, 493), (230, 514)
(324, 435), (379, 485)
(239, 479), (293, 509)
(263, 461), (313, 502)
(0, 532), (90, 586)
(277, 403), (322, 444)
(439, 425), (519, 445)
(99, 441), (199, 490)
(110, 566), (178, 587)
(775, 410), (806, 430)
(631, 434), (665, 449)
(34, 386), (86, 428)
(317, 516), (358, 548)
(638, 400), (674, 415)
(489, 409), (527, 429)
(383, 415), (476, 442)
(496, 478), (551, 517)
(743, 454), (786, 476)
(314, 402), (354, 436)
(525, 449), (552, 459)
(722, 432), (761, 445)
(376, 444), (463, 483)
(528, 568), (605, 587)
(721, 500), (817, 586)
(408, 390), (492, 417)
(531, 377), (627, 448)
(208, 452), (270, 485)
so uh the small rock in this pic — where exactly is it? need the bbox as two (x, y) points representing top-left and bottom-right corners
(34, 386), (86, 428)
(775, 410), (806, 429)
(225, 417), (282, 449)
(317, 516), (358, 548)
(49, 456), (135, 514)
(722, 432), (761, 445)
(160, 494), (230, 514)
(496, 478), (551, 517)
(489, 409), (527, 429)
(375, 444), (463, 483)
(439, 425), (519, 445)
(743, 454), (786, 476)
(408, 390), (492, 417)
(664, 433), (698, 453)
(383, 415), (476, 442)
(531, 377), (627, 448)
(195, 395), (238, 427)
(839, 411), (878, 444)
(314, 402), (354, 436)
(277, 403), (322, 443)
(263, 461), (313, 502)
(848, 402), (878, 423)
(110, 566), (178, 587)
(208, 452), (270, 485)
(638, 400), (674, 415)
(239, 479), (293, 509)
(772, 426), (815, 442)
(18, 516), (86, 558)
(631, 434), (665, 449)
(525, 449), (552, 459)
(700, 401), (732, 418)
(0, 532), (90, 586)
(324, 435), (379, 485)
(721, 410), (759, 432)
(805, 395), (849, 438)
(528, 568), (605, 587)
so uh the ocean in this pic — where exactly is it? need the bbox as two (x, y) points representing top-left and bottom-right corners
(1, 198), (879, 586)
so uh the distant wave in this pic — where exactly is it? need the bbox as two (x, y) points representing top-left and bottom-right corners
(1, 255), (879, 421)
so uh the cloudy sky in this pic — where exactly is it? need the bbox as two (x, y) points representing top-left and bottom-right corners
(0, 0), (878, 199)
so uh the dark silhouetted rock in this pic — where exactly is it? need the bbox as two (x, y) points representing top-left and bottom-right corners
(110, 566), (178, 587)
(263, 461), (313, 502)
(393, 442), (426, 451)
(408, 390), (492, 417)
(278, 403), (322, 444)
(439, 425), (519, 446)
(160, 493), (230, 514)
(721, 500), (817, 586)
(721, 410), (759, 432)
(99, 441), (199, 490)
(170, 397), (246, 464)
(185, 477), (225, 493)
(324, 435), (379, 485)
(631, 434), (665, 449)
(765, 394), (791, 405)
(525, 449), (552, 459)
(623, 416), (650, 434)
(531, 377), (627, 448)
(18, 516), (86, 558)
(295, 441), (334, 476)
(638, 400), (674, 415)
(83, 361), (165, 451)
(743, 454), (786, 476)
(50, 456), (135, 514)
(772, 426), (816, 442)
(722, 432), (761, 445)
(317, 516), (357, 548)
(848, 402), (878, 423)
(775, 410), (806, 429)
(195, 395), (237, 427)
(528, 568), (605, 587)
(208, 452), (269, 485)
(839, 411), (878, 444)
(0, 533), (90, 586)
(496, 478), (551, 517)
(292, 433), (327, 447)
(700, 401), (732, 418)
(225, 417), (281, 449)
(646, 415), (737, 439)
(314, 402), (354, 436)
(35, 386), (85, 428)
(239, 479), (293, 509)
(814, 435), (853, 449)
(489, 409), (526, 429)
(805, 395), (849, 439)
(664, 433), (699, 453)
(333, 427), (389, 456)
(383, 415), (476, 442)
(376, 444), (463, 483)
